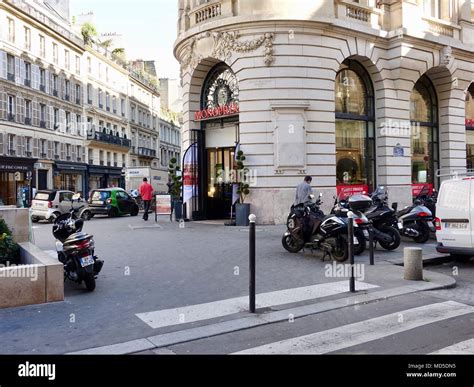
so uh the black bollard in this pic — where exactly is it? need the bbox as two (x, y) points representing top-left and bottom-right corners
(249, 214), (256, 313)
(348, 212), (356, 293)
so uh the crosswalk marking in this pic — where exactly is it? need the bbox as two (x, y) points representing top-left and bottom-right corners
(431, 338), (474, 354)
(136, 281), (379, 329)
(234, 301), (474, 354)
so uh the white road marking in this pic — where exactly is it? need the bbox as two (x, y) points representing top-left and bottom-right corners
(136, 281), (379, 329)
(234, 301), (474, 354)
(430, 338), (474, 354)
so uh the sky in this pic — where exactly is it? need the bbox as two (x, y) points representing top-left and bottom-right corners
(70, 0), (180, 79)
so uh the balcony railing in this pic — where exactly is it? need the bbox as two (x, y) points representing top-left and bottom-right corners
(7, 114), (15, 122)
(192, 0), (222, 26)
(7, 73), (15, 82)
(40, 84), (46, 92)
(40, 120), (46, 128)
(135, 147), (156, 158)
(24, 117), (32, 125)
(87, 130), (131, 148)
(24, 79), (31, 87)
(424, 16), (457, 37)
(335, 1), (381, 29)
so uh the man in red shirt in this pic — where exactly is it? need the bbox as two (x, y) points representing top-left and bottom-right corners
(139, 177), (154, 221)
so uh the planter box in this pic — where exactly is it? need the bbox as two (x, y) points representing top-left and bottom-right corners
(0, 242), (64, 309)
(236, 203), (251, 227)
(0, 208), (29, 243)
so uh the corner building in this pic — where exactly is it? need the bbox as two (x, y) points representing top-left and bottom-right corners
(174, 0), (474, 224)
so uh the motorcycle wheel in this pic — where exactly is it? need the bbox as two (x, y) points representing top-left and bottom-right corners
(282, 234), (304, 253)
(354, 231), (366, 256)
(84, 273), (96, 292)
(81, 210), (92, 221)
(413, 222), (430, 244)
(378, 226), (401, 250)
(332, 235), (349, 262)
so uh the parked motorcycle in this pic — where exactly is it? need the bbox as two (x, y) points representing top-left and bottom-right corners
(282, 193), (362, 262)
(362, 187), (402, 250)
(52, 193), (104, 291)
(392, 190), (435, 244)
(330, 193), (371, 255)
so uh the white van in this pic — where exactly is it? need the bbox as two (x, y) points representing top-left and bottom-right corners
(435, 175), (474, 261)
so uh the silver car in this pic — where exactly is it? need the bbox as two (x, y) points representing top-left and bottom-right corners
(31, 190), (90, 223)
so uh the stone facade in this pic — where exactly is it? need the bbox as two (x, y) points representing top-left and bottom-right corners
(174, 0), (474, 224)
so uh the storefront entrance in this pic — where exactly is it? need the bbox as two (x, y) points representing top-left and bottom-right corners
(0, 157), (36, 206)
(206, 147), (236, 219)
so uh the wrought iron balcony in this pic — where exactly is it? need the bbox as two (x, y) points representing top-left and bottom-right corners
(134, 147), (157, 158)
(7, 73), (15, 82)
(87, 130), (131, 148)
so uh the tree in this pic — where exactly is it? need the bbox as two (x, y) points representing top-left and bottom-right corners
(81, 22), (98, 46)
(236, 150), (250, 203)
(168, 158), (182, 200)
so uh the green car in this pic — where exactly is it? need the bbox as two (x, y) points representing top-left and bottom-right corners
(88, 188), (139, 218)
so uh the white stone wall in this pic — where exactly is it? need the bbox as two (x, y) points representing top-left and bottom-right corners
(176, 13), (474, 224)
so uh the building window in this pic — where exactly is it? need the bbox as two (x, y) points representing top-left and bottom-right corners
(121, 99), (125, 116)
(25, 99), (32, 124)
(40, 68), (46, 89)
(7, 95), (15, 121)
(106, 67), (109, 82)
(40, 104), (46, 127)
(24, 26), (31, 50)
(7, 54), (15, 80)
(8, 18), (15, 43)
(112, 96), (117, 113)
(39, 35), (45, 57)
(24, 62), (31, 86)
(410, 75), (439, 190)
(423, 0), (453, 20)
(87, 84), (93, 103)
(64, 50), (70, 70)
(106, 92), (110, 111)
(65, 80), (70, 99)
(98, 89), (103, 108)
(75, 55), (81, 75)
(335, 60), (375, 192)
(52, 74), (58, 95)
(52, 43), (58, 64)
(53, 108), (59, 128)
(8, 134), (15, 154)
(466, 83), (474, 169)
(87, 57), (92, 73)
(75, 84), (81, 104)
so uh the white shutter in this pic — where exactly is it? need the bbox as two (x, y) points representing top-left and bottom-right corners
(47, 140), (53, 159)
(32, 99), (39, 126)
(0, 133), (3, 155)
(20, 60), (25, 84)
(15, 58), (21, 84)
(0, 92), (6, 120)
(0, 51), (7, 79)
(70, 113), (76, 135)
(45, 70), (50, 94)
(32, 65), (40, 90)
(47, 106), (53, 129)
(16, 95), (24, 123)
(33, 138), (39, 158)
(16, 136), (22, 156)
(60, 142), (65, 159)
(59, 109), (65, 132)
(71, 143), (77, 160)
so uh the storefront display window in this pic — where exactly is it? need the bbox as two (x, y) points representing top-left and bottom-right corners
(335, 60), (375, 194)
(410, 76), (438, 191)
(54, 173), (82, 193)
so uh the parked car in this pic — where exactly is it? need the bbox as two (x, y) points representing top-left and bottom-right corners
(435, 176), (473, 262)
(87, 188), (139, 218)
(31, 190), (88, 223)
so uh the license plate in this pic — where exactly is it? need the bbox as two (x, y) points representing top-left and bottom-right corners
(353, 237), (359, 245)
(444, 223), (468, 229)
(397, 222), (403, 230)
(363, 230), (369, 237)
(79, 256), (94, 268)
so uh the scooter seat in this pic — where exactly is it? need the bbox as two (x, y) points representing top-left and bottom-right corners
(397, 207), (411, 217)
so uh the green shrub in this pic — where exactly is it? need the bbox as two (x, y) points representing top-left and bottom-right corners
(0, 218), (20, 265)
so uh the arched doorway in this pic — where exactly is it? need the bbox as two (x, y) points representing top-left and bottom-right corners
(335, 59), (376, 196)
(192, 63), (240, 220)
(465, 83), (474, 169)
(410, 75), (439, 194)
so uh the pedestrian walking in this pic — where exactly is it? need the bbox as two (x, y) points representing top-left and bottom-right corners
(139, 178), (154, 221)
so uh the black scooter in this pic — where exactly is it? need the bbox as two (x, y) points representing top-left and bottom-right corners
(53, 194), (104, 291)
(282, 193), (362, 262)
(363, 187), (401, 250)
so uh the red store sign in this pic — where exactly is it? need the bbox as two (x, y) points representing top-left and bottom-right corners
(466, 118), (474, 128)
(336, 185), (369, 198)
(194, 103), (239, 121)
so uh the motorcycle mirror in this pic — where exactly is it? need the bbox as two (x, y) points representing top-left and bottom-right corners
(392, 202), (398, 211)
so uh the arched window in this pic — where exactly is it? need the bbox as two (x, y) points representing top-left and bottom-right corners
(335, 60), (375, 192)
(410, 76), (438, 189)
(466, 83), (474, 169)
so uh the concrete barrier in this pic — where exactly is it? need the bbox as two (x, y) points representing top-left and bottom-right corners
(0, 243), (64, 309)
(0, 207), (30, 243)
(404, 247), (423, 281)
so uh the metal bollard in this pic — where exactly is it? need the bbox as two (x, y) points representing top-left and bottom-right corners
(347, 211), (356, 293)
(249, 214), (256, 313)
(369, 224), (375, 266)
(404, 247), (423, 281)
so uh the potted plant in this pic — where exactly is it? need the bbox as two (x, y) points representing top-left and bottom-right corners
(168, 158), (183, 220)
(235, 150), (251, 226)
(0, 218), (20, 266)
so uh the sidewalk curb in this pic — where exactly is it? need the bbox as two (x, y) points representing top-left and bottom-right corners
(67, 270), (456, 355)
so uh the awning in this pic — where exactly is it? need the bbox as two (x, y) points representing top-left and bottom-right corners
(55, 163), (88, 172)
